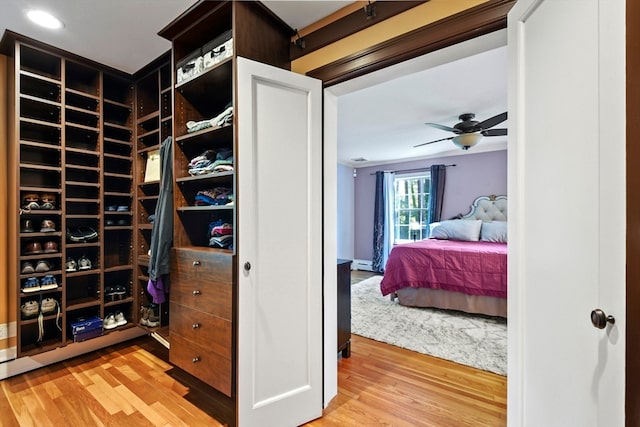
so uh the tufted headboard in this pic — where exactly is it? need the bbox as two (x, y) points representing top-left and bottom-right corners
(461, 195), (507, 222)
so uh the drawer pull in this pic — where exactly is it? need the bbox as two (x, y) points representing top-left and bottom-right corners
(192, 289), (201, 295)
(192, 323), (200, 329)
(192, 356), (201, 363)
(192, 260), (201, 267)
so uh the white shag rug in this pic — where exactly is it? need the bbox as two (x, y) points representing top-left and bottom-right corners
(351, 275), (507, 376)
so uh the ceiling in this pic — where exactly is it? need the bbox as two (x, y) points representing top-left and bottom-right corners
(337, 43), (508, 166)
(0, 0), (350, 72)
(0, 1), (507, 167)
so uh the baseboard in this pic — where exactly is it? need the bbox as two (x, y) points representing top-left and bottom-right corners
(352, 259), (373, 271)
(0, 326), (147, 380)
(0, 347), (17, 363)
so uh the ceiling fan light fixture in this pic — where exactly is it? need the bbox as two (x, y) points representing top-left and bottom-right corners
(452, 133), (483, 150)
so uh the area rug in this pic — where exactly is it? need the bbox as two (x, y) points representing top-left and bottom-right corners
(351, 275), (507, 375)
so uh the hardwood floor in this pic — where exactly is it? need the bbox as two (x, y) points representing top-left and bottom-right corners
(0, 270), (506, 426)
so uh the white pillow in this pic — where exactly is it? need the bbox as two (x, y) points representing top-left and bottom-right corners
(480, 221), (508, 243)
(429, 220), (482, 241)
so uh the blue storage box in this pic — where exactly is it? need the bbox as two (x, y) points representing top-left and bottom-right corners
(70, 316), (103, 342)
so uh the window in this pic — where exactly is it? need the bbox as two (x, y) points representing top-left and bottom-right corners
(394, 172), (430, 242)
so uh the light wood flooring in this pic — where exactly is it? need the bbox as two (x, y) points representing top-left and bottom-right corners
(0, 271), (507, 426)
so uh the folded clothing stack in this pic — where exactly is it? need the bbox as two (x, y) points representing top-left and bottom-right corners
(188, 148), (234, 176)
(208, 219), (233, 249)
(194, 187), (233, 206)
(186, 103), (233, 134)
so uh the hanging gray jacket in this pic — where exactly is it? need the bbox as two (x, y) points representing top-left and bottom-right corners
(148, 136), (173, 280)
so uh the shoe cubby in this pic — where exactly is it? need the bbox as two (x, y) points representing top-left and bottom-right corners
(20, 121), (61, 147)
(6, 34), (141, 356)
(20, 44), (61, 79)
(103, 229), (133, 269)
(65, 147), (100, 167)
(19, 97), (61, 124)
(103, 155), (132, 175)
(65, 125), (99, 151)
(65, 91), (99, 112)
(20, 73), (61, 103)
(66, 61), (100, 97)
(19, 317), (63, 355)
(65, 274), (101, 309)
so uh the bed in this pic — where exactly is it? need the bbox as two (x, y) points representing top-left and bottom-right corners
(380, 195), (507, 317)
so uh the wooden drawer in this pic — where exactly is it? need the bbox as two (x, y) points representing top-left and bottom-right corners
(170, 248), (233, 320)
(170, 334), (232, 396)
(170, 303), (232, 360)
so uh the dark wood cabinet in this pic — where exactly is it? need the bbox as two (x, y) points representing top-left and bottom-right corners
(159, 0), (292, 402)
(337, 259), (352, 358)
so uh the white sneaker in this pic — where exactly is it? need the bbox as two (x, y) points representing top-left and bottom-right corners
(103, 313), (118, 330)
(115, 311), (127, 327)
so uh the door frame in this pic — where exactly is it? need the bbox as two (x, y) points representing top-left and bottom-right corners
(318, 0), (639, 422)
(626, 1), (640, 424)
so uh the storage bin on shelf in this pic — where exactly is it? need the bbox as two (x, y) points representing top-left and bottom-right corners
(70, 316), (103, 342)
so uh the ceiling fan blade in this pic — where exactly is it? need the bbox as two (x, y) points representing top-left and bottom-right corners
(425, 122), (458, 133)
(414, 136), (454, 148)
(481, 128), (508, 137)
(476, 112), (508, 130)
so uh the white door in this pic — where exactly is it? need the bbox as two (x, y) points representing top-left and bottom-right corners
(236, 57), (323, 427)
(508, 1), (625, 426)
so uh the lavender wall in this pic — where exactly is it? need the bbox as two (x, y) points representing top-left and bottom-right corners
(337, 163), (355, 259)
(352, 150), (507, 261)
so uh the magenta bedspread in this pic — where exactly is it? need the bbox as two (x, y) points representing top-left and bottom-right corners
(380, 239), (507, 298)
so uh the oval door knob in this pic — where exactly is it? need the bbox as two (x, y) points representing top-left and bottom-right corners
(591, 309), (615, 329)
(244, 262), (251, 271)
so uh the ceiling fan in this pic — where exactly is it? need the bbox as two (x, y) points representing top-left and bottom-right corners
(414, 112), (508, 150)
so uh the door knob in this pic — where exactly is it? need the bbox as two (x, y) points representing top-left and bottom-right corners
(591, 309), (615, 329)
(244, 262), (251, 271)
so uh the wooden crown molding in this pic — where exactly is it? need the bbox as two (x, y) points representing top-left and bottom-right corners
(306, 0), (516, 87)
(290, 1), (427, 61)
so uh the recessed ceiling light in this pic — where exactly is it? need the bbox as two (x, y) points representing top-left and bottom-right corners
(26, 10), (64, 29)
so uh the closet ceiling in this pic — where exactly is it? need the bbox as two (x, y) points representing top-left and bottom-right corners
(0, 1), (507, 166)
(0, 0), (348, 72)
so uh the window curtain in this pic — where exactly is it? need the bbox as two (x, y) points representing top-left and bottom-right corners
(372, 171), (395, 273)
(427, 164), (446, 225)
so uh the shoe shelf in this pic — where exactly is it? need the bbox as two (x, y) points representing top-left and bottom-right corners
(15, 37), (65, 353)
(66, 268), (99, 276)
(102, 72), (135, 343)
(65, 89), (99, 112)
(103, 139), (133, 158)
(19, 339), (63, 358)
(19, 269), (64, 280)
(20, 312), (61, 326)
(131, 55), (171, 332)
(104, 265), (134, 273)
(66, 299), (101, 312)
(20, 71), (61, 99)
(5, 34), (168, 359)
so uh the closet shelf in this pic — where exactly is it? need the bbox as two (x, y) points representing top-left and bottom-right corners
(20, 117), (62, 129)
(20, 69), (60, 84)
(66, 87), (100, 100)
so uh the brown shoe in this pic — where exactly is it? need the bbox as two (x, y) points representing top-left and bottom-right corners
(40, 193), (57, 209)
(24, 242), (43, 255)
(43, 241), (58, 253)
(22, 193), (40, 210)
(40, 219), (56, 232)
